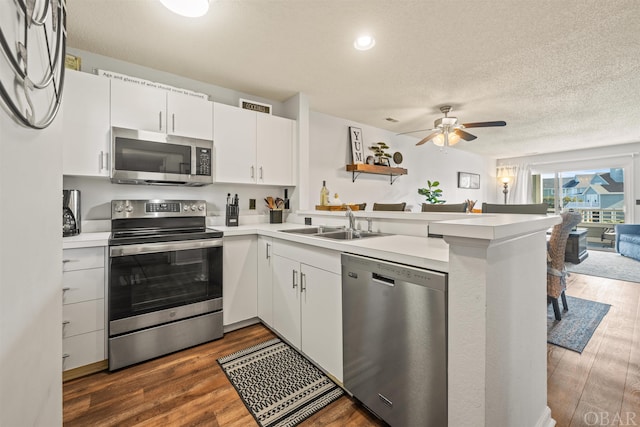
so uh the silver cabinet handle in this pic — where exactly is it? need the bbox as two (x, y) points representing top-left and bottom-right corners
(172, 113), (175, 132)
(300, 272), (306, 292)
(62, 287), (70, 292)
(292, 269), (298, 289)
(159, 111), (163, 131)
(62, 320), (70, 325)
(266, 242), (271, 259)
(259, 166), (263, 180)
(251, 165), (255, 179)
(62, 354), (70, 359)
(62, 259), (71, 263)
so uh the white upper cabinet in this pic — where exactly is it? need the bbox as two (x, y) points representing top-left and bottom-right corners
(110, 79), (213, 140)
(257, 113), (294, 185)
(213, 102), (257, 184)
(213, 102), (295, 185)
(167, 92), (213, 140)
(62, 70), (111, 177)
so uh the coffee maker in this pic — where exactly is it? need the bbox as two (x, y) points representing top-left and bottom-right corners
(63, 190), (81, 237)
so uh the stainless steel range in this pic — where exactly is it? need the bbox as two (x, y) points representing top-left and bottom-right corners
(108, 199), (223, 370)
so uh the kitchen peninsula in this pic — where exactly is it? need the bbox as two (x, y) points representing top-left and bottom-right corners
(217, 210), (561, 427)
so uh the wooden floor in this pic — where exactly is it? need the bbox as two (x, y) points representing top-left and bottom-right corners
(64, 272), (640, 427)
(548, 272), (640, 427)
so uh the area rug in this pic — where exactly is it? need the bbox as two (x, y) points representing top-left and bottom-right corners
(566, 249), (640, 283)
(217, 338), (344, 427)
(547, 296), (611, 353)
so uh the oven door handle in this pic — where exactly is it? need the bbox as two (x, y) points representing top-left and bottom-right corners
(110, 239), (223, 257)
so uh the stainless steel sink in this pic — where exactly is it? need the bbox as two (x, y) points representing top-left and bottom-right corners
(280, 226), (345, 235)
(317, 230), (387, 240)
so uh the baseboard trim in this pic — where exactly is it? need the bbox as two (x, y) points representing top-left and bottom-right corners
(63, 359), (108, 382)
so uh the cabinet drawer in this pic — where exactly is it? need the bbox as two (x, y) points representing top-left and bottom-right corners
(62, 299), (105, 338)
(63, 268), (105, 304)
(63, 330), (105, 371)
(63, 247), (105, 271)
(272, 239), (341, 274)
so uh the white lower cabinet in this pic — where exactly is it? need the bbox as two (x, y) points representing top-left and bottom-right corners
(257, 236), (274, 326)
(62, 246), (107, 372)
(271, 240), (343, 381)
(223, 235), (258, 326)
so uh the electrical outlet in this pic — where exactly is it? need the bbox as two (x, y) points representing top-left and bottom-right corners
(249, 199), (256, 210)
(305, 217), (312, 225)
(636, 199), (640, 205)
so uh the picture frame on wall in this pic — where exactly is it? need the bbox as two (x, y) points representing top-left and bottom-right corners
(458, 172), (480, 189)
(349, 126), (365, 164)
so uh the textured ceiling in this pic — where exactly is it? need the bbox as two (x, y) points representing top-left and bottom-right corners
(66, 0), (640, 158)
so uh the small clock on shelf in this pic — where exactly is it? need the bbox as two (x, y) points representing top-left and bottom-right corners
(366, 155), (375, 165)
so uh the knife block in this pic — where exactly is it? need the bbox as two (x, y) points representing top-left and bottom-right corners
(225, 204), (239, 226)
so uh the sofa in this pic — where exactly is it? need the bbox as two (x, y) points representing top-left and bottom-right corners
(615, 224), (640, 261)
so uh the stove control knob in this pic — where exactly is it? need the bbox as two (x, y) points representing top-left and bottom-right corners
(191, 204), (197, 211)
(198, 204), (205, 211)
(183, 205), (189, 212)
(114, 204), (124, 213)
(125, 205), (133, 213)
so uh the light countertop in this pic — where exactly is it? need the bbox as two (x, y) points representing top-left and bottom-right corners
(62, 232), (111, 249)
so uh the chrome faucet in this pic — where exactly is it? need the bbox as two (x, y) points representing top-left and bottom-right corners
(346, 206), (356, 231)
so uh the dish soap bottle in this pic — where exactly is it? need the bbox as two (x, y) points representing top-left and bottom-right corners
(320, 181), (329, 206)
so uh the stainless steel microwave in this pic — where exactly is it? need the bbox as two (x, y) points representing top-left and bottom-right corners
(110, 127), (214, 186)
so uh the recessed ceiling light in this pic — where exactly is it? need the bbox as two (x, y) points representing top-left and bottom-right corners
(160, 0), (211, 18)
(354, 35), (376, 51)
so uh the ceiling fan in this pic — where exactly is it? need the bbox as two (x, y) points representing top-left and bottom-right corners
(399, 106), (506, 147)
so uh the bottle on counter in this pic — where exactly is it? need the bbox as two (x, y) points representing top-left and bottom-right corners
(320, 180), (330, 206)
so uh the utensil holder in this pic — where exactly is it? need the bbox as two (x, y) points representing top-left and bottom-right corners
(269, 209), (283, 224)
(226, 205), (239, 226)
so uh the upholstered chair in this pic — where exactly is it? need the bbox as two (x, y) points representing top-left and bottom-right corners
(421, 203), (468, 213)
(372, 202), (406, 211)
(482, 202), (548, 214)
(547, 211), (582, 320)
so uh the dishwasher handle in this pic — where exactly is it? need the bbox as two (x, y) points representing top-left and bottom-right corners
(372, 272), (395, 287)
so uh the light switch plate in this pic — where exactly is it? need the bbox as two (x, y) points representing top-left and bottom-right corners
(249, 199), (256, 210)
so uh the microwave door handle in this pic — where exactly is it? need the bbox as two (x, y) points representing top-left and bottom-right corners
(110, 239), (223, 257)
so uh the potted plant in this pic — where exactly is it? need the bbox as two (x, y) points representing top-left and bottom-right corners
(418, 180), (446, 204)
(369, 142), (392, 166)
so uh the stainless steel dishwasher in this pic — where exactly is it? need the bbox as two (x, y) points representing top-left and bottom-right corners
(342, 253), (447, 427)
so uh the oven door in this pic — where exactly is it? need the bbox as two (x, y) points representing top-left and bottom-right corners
(108, 238), (222, 336)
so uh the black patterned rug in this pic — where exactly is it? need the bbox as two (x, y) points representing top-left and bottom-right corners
(547, 296), (611, 353)
(217, 338), (344, 427)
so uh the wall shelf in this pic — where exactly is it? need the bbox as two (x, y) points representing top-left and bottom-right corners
(345, 164), (408, 185)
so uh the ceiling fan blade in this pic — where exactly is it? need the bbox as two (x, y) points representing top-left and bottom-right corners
(455, 129), (477, 141)
(461, 121), (507, 128)
(397, 127), (436, 136)
(416, 130), (442, 146)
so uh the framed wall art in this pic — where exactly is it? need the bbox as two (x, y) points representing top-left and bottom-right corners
(349, 126), (365, 164)
(458, 172), (480, 189)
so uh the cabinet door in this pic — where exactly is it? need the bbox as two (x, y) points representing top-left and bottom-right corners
(257, 114), (294, 185)
(213, 102), (257, 184)
(257, 236), (273, 326)
(111, 79), (166, 132)
(272, 255), (301, 349)
(167, 92), (213, 140)
(300, 263), (343, 381)
(222, 236), (258, 326)
(62, 70), (110, 177)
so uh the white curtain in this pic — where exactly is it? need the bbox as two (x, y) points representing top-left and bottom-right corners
(497, 164), (532, 204)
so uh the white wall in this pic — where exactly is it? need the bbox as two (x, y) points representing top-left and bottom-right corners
(308, 112), (496, 211)
(497, 142), (640, 223)
(0, 9), (64, 423)
(63, 176), (289, 229)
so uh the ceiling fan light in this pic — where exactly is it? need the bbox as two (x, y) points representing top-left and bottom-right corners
(160, 0), (210, 17)
(432, 134), (445, 147)
(448, 133), (461, 146)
